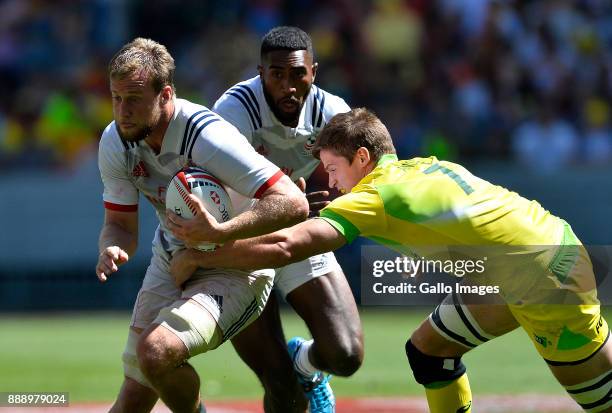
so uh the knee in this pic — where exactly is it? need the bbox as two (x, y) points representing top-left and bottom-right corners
(324, 335), (364, 377)
(136, 328), (184, 379)
(405, 339), (466, 386)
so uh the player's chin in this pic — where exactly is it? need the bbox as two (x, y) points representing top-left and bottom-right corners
(118, 127), (147, 142)
(276, 105), (300, 118)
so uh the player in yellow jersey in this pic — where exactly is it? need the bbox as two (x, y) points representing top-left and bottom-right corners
(168, 108), (612, 413)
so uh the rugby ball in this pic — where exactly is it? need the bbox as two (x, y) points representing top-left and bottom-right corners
(166, 167), (233, 251)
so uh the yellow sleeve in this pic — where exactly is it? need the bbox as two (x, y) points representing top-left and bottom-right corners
(319, 187), (386, 244)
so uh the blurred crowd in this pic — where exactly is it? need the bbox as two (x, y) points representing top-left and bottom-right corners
(1, 0), (611, 174)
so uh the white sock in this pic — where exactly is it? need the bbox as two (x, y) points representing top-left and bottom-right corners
(294, 339), (318, 378)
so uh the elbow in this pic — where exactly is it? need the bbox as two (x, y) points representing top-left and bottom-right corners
(292, 193), (309, 222)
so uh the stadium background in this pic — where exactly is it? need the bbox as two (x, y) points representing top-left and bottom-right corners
(0, 0), (611, 412)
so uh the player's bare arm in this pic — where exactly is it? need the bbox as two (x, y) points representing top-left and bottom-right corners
(166, 174), (308, 245)
(96, 209), (138, 282)
(169, 218), (345, 287)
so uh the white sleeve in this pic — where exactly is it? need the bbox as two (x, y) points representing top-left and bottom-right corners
(98, 132), (139, 211)
(190, 120), (283, 199)
(323, 94), (351, 121)
(213, 92), (255, 143)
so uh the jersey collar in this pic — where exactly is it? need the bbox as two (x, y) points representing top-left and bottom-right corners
(376, 153), (399, 167)
(159, 97), (182, 155)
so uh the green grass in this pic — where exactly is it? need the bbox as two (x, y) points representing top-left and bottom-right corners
(0, 308), (607, 401)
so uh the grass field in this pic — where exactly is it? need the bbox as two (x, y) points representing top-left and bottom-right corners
(1, 306), (600, 404)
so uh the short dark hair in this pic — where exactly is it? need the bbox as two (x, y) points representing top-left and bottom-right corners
(260, 26), (313, 59)
(313, 108), (396, 163)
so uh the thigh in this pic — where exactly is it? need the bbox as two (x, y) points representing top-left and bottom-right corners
(161, 268), (273, 356)
(548, 329), (612, 386)
(413, 290), (519, 357)
(131, 255), (181, 330)
(286, 267), (362, 350)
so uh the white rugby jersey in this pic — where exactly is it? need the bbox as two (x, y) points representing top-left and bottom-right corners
(213, 76), (350, 181)
(98, 98), (283, 246)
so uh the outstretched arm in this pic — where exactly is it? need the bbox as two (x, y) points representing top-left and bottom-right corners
(170, 218), (346, 287)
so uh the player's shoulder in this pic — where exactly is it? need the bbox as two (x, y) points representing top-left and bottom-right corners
(175, 98), (228, 135)
(175, 98), (219, 122)
(214, 76), (263, 129)
(174, 98), (240, 158)
(99, 121), (136, 154)
(308, 84), (350, 128)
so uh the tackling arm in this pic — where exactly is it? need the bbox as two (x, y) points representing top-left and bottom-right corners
(170, 218), (346, 286)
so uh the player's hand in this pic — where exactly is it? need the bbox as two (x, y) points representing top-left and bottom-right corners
(170, 248), (199, 288)
(166, 194), (221, 244)
(96, 246), (129, 282)
(297, 177), (330, 216)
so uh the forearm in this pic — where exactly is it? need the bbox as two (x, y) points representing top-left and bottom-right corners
(188, 218), (345, 271)
(215, 193), (308, 243)
(98, 223), (138, 256)
(187, 231), (300, 270)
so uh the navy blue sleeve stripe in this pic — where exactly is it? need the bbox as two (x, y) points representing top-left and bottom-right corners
(311, 87), (319, 128)
(182, 112), (216, 156)
(228, 91), (258, 130)
(316, 90), (326, 128)
(187, 118), (221, 159)
(180, 109), (209, 155)
(232, 85), (262, 128)
(236, 84), (261, 116)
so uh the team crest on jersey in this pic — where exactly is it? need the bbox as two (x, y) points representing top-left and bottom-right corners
(303, 135), (317, 155)
(132, 160), (149, 177)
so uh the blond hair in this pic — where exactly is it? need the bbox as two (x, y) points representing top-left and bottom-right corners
(108, 37), (175, 93)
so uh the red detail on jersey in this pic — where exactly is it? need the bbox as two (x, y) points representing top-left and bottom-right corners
(210, 191), (221, 205)
(131, 161), (149, 177)
(254, 170), (284, 199)
(104, 202), (138, 212)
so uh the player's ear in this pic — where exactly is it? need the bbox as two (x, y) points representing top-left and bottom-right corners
(355, 147), (371, 166)
(160, 85), (173, 105)
(312, 62), (318, 81)
(257, 64), (264, 78)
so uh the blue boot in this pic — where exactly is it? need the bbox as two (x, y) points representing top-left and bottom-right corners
(287, 336), (335, 413)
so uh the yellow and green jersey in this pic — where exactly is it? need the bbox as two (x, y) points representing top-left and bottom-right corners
(319, 154), (566, 250)
(319, 154), (608, 365)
